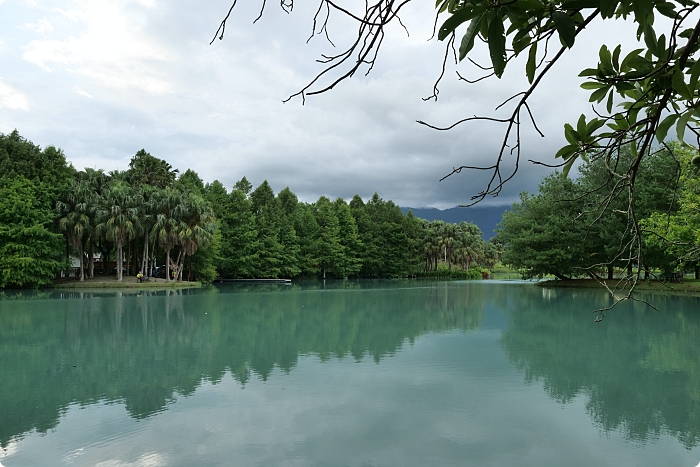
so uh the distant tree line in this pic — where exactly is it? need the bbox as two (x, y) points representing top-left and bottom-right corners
(0, 130), (500, 288)
(496, 142), (700, 280)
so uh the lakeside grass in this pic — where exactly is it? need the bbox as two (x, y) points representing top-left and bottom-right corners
(50, 276), (202, 289)
(537, 278), (700, 296)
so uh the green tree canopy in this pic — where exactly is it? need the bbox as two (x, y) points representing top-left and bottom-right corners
(0, 177), (63, 288)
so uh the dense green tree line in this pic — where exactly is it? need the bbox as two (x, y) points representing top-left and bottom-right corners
(203, 180), (500, 279)
(0, 130), (500, 287)
(496, 143), (694, 280)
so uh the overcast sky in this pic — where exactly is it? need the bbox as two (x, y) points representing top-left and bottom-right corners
(0, 0), (642, 208)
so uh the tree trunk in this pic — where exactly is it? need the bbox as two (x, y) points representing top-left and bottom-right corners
(103, 244), (112, 277)
(627, 263), (633, 277)
(150, 236), (157, 277)
(125, 241), (131, 277)
(607, 265), (614, 280)
(133, 238), (139, 276)
(117, 243), (123, 282)
(88, 237), (95, 279)
(644, 266), (649, 280)
(695, 265), (699, 280)
(79, 241), (85, 282)
(165, 248), (171, 282)
(142, 228), (149, 276)
(178, 252), (186, 281)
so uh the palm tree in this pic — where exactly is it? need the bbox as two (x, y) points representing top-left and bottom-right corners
(172, 193), (216, 281)
(152, 188), (182, 282)
(96, 182), (140, 282)
(81, 168), (108, 278)
(56, 179), (93, 281)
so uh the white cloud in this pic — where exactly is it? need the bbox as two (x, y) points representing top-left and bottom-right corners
(0, 79), (29, 111)
(72, 85), (92, 98)
(22, 0), (172, 94)
(20, 18), (53, 34)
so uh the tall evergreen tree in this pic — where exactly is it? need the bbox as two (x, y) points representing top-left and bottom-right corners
(333, 198), (362, 277)
(314, 197), (344, 279)
(250, 181), (284, 278)
(0, 176), (63, 288)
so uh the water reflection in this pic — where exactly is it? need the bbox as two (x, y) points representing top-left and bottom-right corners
(500, 286), (700, 448)
(2, 281), (700, 458)
(0, 281), (485, 448)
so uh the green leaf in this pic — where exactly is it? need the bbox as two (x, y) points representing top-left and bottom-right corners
(620, 48), (644, 71)
(555, 144), (578, 159)
(689, 60), (700, 90)
(656, 2), (677, 19)
(656, 113), (679, 142)
(579, 68), (598, 77)
(488, 17), (507, 78)
(552, 11), (576, 48)
(586, 117), (606, 134)
(676, 111), (693, 142)
(438, 7), (483, 41)
(580, 81), (605, 90)
(562, 156), (577, 177)
(606, 88), (615, 112)
(612, 45), (621, 71)
(526, 42), (537, 83)
(600, 0), (619, 17)
(643, 25), (658, 57)
(576, 114), (587, 136)
(512, 32), (531, 55)
(589, 85), (610, 102)
(458, 15), (483, 61)
(599, 45), (614, 74)
(562, 0), (600, 9)
(671, 68), (691, 99)
(564, 123), (579, 145)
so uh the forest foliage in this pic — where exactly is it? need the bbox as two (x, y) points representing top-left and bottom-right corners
(496, 143), (700, 280)
(0, 130), (499, 288)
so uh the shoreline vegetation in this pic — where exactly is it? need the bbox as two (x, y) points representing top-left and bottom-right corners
(537, 278), (700, 295)
(50, 276), (202, 289)
(1, 130), (501, 290)
(6, 127), (700, 297)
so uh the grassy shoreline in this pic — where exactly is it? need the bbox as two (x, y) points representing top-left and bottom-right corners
(537, 278), (700, 295)
(50, 276), (202, 289)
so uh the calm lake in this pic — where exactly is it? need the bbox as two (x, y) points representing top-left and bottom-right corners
(1, 281), (699, 467)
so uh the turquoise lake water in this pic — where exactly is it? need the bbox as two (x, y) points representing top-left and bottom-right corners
(1, 280), (699, 466)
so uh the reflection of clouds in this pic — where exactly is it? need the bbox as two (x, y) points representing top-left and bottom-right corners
(3, 332), (700, 467)
(63, 447), (84, 464)
(0, 440), (18, 458)
(95, 453), (166, 467)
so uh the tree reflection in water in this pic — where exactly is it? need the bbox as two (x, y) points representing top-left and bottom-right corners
(0, 281), (484, 448)
(501, 286), (700, 449)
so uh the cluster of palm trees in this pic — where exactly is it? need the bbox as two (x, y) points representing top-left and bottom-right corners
(421, 220), (501, 272)
(55, 162), (216, 282)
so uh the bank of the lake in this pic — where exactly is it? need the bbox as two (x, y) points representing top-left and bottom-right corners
(537, 278), (700, 295)
(50, 276), (202, 289)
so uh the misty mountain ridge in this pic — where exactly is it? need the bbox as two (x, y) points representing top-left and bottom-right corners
(400, 205), (511, 239)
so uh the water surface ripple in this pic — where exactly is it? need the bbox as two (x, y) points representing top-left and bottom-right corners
(1, 281), (699, 466)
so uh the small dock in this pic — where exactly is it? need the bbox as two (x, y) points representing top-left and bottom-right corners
(213, 278), (292, 284)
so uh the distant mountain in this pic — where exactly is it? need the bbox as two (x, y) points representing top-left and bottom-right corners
(400, 205), (511, 239)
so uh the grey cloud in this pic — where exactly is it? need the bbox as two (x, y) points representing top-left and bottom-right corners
(0, 0), (645, 208)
